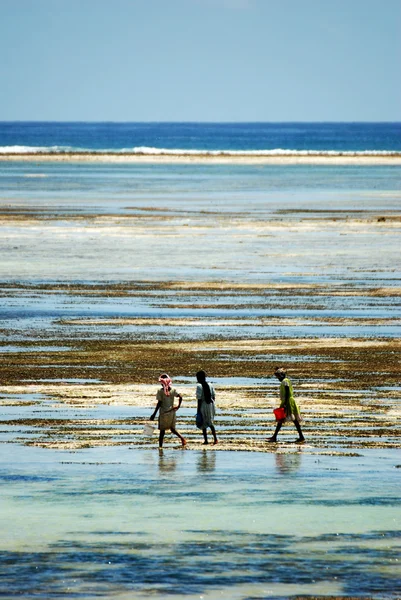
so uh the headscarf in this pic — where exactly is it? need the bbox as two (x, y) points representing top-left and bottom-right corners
(196, 370), (212, 404)
(159, 373), (172, 396)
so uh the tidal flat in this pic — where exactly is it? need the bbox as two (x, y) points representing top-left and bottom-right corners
(0, 161), (400, 598)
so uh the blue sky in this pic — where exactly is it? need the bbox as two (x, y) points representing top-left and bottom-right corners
(0, 0), (400, 121)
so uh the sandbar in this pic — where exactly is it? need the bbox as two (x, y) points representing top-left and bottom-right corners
(1, 152), (401, 165)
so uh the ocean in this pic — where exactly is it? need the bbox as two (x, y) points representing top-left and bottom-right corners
(1, 121), (401, 154)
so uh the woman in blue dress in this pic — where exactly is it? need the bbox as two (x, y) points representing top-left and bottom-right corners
(196, 370), (218, 445)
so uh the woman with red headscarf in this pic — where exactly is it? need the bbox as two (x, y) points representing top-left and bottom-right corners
(150, 374), (186, 449)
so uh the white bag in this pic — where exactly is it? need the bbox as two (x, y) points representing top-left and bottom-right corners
(142, 422), (156, 436)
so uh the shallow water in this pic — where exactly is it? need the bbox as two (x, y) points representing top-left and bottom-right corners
(1, 162), (401, 282)
(0, 444), (400, 599)
(1, 288), (401, 344)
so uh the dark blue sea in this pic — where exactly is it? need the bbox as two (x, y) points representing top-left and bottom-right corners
(0, 121), (400, 154)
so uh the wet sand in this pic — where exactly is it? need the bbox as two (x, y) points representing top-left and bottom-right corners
(1, 279), (400, 453)
(1, 167), (400, 454)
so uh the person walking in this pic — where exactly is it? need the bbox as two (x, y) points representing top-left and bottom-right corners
(267, 367), (305, 443)
(150, 374), (187, 449)
(196, 370), (218, 445)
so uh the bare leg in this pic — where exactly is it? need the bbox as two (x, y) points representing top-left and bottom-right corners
(294, 419), (305, 442)
(159, 430), (165, 448)
(202, 428), (208, 444)
(267, 421), (283, 442)
(210, 425), (218, 444)
(171, 427), (187, 446)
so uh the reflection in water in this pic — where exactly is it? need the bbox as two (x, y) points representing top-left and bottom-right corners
(158, 450), (177, 473)
(275, 451), (302, 475)
(1, 448), (400, 599)
(196, 449), (216, 473)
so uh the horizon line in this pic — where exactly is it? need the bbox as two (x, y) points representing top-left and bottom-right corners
(1, 120), (400, 125)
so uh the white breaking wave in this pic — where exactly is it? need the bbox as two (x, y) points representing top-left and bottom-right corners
(0, 145), (72, 154)
(0, 145), (399, 156)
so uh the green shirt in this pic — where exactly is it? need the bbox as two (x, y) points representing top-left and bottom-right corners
(279, 377), (301, 421)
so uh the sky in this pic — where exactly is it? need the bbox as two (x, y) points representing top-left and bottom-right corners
(0, 0), (400, 121)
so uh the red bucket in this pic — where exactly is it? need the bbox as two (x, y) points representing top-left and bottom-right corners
(273, 407), (286, 421)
